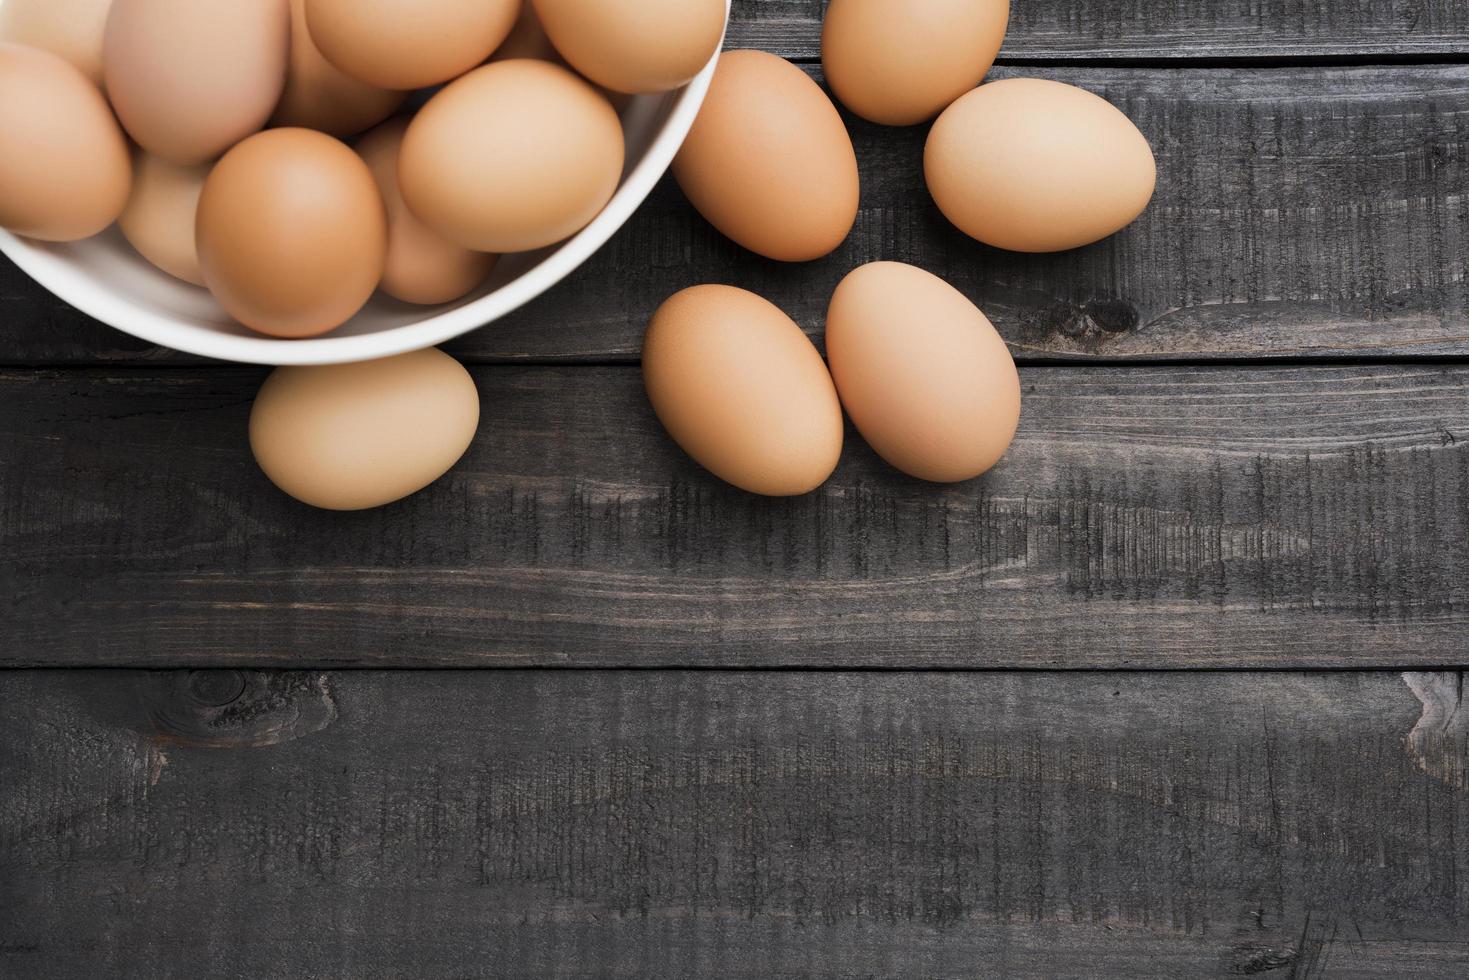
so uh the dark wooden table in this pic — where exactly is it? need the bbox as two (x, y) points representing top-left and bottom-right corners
(4, 3), (1469, 976)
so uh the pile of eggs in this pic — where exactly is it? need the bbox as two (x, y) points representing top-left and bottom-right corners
(1, 0), (1157, 511)
(646, 0), (1155, 497)
(0, 0), (726, 337)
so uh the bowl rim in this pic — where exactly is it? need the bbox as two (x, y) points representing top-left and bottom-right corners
(0, 10), (726, 366)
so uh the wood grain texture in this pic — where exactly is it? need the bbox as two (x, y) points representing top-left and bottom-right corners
(2, 669), (1467, 978)
(4, 66), (1467, 366)
(4, 364), (1467, 669)
(727, 0), (1469, 60)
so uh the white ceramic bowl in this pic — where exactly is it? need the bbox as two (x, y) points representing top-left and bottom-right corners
(0, 8), (726, 366)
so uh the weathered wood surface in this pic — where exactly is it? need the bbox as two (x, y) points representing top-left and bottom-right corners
(3, 66), (1466, 366)
(728, 0), (1469, 60)
(4, 364), (1466, 669)
(2, 669), (1466, 978)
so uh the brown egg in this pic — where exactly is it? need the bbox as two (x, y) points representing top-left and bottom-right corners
(673, 51), (858, 263)
(822, 0), (1008, 126)
(356, 118), (497, 306)
(0, 0), (112, 87)
(304, 0), (518, 91)
(399, 60), (623, 254)
(643, 285), (843, 497)
(0, 43), (131, 242)
(118, 153), (210, 286)
(196, 128), (386, 338)
(826, 262), (1019, 483)
(926, 78), (1157, 253)
(250, 348), (480, 511)
(532, 0), (724, 95)
(270, 0), (404, 137)
(104, 0), (290, 166)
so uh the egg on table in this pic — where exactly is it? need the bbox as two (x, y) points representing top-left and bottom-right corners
(643, 284), (843, 496)
(398, 59), (624, 254)
(356, 117), (497, 306)
(196, 128), (386, 338)
(532, 0), (724, 94)
(825, 261), (1020, 483)
(250, 348), (480, 511)
(0, 0), (112, 88)
(304, 0), (519, 90)
(0, 42), (131, 242)
(821, 0), (1009, 126)
(270, 0), (404, 137)
(925, 77), (1157, 252)
(104, 0), (291, 166)
(673, 50), (858, 262)
(118, 153), (211, 286)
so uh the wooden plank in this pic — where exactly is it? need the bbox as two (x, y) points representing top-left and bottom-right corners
(2, 668), (1467, 978)
(727, 0), (1469, 60)
(3, 65), (1468, 367)
(3, 364), (1467, 669)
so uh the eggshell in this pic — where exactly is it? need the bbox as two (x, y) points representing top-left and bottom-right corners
(0, 43), (131, 242)
(672, 51), (858, 263)
(0, 0), (112, 87)
(356, 117), (497, 306)
(304, 0), (518, 91)
(825, 262), (1019, 483)
(270, 0), (404, 137)
(117, 153), (209, 286)
(925, 78), (1157, 253)
(821, 0), (1008, 126)
(643, 285), (843, 497)
(250, 348), (480, 511)
(399, 59), (623, 254)
(196, 128), (387, 338)
(532, 0), (723, 95)
(104, 0), (289, 166)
